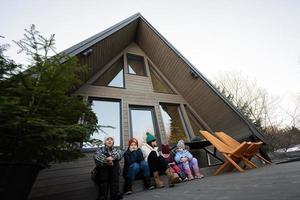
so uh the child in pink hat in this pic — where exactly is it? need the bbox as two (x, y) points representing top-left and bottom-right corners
(161, 144), (188, 182)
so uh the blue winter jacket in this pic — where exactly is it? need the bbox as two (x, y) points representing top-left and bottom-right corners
(175, 150), (193, 163)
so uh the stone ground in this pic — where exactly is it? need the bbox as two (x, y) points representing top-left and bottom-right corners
(123, 161), (300, 200)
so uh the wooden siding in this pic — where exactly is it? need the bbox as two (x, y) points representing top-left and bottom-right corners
(136, 20), (253, 140)
(77, 19), (138, 82)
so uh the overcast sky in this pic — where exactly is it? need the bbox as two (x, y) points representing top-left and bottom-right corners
(1, 0), (299, 111)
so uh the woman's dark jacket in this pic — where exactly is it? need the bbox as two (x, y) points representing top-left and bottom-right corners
(122, 148), (144, 178)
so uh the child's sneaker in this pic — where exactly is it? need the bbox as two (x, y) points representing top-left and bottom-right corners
(194, 174), (204, 179)
(188, 175), (194, 181)
(184, 168), (194, 181)
(182, 177), (189, 182)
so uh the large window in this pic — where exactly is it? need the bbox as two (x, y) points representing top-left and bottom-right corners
(129, 106), (158, 145)
(127, 54), (147, 76)
(160, 103), (188, 145)
(93, 56), (124, 88)
(83, 98), (121, 148)
(149, 62), (175, 94)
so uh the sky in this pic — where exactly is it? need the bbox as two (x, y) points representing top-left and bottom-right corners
(1, 0), (299, 114)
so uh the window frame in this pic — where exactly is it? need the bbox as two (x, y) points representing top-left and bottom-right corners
(126, 53), (147, 77)
(159, 102), (191, 144)
(128, 105), (161, 146)
(92, 55), (125, 89)
(81, 97), (123, 152)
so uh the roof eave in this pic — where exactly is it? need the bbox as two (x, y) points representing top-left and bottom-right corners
(61, 13), (142, 57)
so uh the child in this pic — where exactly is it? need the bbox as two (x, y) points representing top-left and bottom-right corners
(140, 132), (180, 188)
(161, 144), (188, 182)
(175, 140), (204, 180)
(94, 136), (123, 200)
(123, 138), (154, 195)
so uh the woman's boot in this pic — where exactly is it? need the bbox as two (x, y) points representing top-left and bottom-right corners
(165, 168), (180, 187)
(97, 182), (108, 200)
(153, 171), (164, 188)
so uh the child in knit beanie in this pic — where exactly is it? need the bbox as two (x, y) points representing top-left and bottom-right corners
(175, 140), (204, 180)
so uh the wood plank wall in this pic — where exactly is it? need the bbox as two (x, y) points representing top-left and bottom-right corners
(77, 20), (138, 82)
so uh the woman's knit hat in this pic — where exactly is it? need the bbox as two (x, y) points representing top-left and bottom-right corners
(104, 136), (114, 146)
(162, 144), (170, 154)
(128, 138), (138, 147)
(177, 140), (185, 149)
(146, 132), (156, 143)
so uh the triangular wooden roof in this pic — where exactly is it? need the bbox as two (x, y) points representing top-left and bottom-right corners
(62, 13), (266, 142)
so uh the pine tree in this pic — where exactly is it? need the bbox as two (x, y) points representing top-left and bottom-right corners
(0, 25), (97, 166)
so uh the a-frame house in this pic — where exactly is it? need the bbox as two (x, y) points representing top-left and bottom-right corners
(29, 13), (266, 200)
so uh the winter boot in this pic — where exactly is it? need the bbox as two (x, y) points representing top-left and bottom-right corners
(178, 171), (188, 182)
(165, 168), (180, 187)
(123, 179), (132, 195)
(193, 166), (204, 179)
(153, 171), (165, 188)
(184, 167), (194, 180)
(144, 177), (155, 190)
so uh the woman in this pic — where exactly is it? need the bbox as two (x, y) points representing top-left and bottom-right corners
(123, 138), (154, 194)
(94, 136), (123, 200)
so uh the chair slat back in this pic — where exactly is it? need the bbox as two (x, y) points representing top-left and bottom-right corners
(215, 132), (241, 148)
(200, 131), (232, 153)
(231, 142), (251, 157)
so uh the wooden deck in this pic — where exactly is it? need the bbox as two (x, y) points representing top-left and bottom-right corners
(29, 148), (215, 200)
(29, 153), (98, 200)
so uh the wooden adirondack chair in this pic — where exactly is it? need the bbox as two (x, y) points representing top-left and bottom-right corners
(215, 131), (272, 164)
(200, 130), (257, 176)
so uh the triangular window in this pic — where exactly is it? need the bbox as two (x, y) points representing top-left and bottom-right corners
(93, 56), (124, 88)
(149, 62), (175, 94)
(127, 53), (147, 76)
